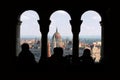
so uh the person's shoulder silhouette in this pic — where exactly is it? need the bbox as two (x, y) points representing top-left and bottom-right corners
(80, 48), (94, 64)
(17, 43), (36, 65)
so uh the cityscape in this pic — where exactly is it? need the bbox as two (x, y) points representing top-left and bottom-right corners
(20, 29), (101, 63)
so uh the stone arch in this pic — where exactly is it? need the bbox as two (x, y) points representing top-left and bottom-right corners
(16, 10), (41, 62)
(79, 10), (102, 62)
(48, 10), (73, 57)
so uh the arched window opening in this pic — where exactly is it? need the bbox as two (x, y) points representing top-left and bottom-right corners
(79, 10), (102, 63)
(48, 10), (73, 57)
(17, 10), (41, 62)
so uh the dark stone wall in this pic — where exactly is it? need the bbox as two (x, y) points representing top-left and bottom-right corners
(3, 0), (116, 79)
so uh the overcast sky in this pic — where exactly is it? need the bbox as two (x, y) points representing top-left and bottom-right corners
(20, 10), (101, 39)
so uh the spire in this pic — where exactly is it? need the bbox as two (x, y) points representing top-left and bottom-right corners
(56, 28), (58, 33)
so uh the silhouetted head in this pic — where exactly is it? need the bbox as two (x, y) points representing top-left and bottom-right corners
(83, 49), (91, 57)
(53, 47), (63, 57)
(21, 43), (29, 51)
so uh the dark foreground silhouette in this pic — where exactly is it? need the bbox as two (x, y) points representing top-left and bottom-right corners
(48, 47), (65, 65)
(79, 49), (95, 64)
(15, 45), (104, 79)
(16, 43), (37, 71)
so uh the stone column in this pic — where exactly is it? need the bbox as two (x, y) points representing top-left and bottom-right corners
(99, 21), (104, 62)
(16, 21), (21, 56)
(98, 8), (111, 63)
(38, 19), (50, 62)
(70, 11), (82, 63)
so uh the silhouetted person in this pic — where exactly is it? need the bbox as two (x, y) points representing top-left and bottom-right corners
(79, 49), (94, 64)
(48, 47), (65, 65)
(17, 43), (36, 65)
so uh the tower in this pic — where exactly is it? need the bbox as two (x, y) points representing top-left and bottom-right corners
(50, 28), (64, 54)
(52, 28), (63, 47)
(47, 40), (51, 57)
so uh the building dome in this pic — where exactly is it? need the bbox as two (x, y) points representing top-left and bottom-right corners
(51, 28), (63, 48)
(52, 29), (62, 40)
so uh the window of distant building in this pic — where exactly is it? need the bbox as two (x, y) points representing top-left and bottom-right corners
(48, 10), (73, 57)
(16, 10), (41, 62)
(79, 10), (102, 62)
